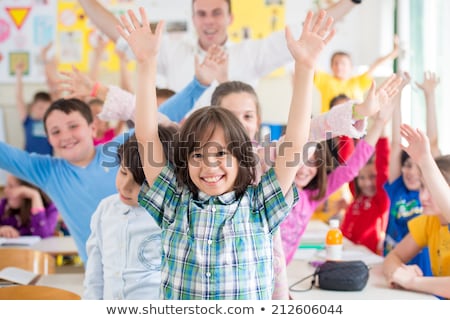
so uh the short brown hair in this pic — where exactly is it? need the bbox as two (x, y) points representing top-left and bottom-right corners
(331, 51), (352, 66)
(192, 0), (232, 14)
(117, 125), (177, 186)
(43, 98), (93, 133)
(174, 107), (256, 198)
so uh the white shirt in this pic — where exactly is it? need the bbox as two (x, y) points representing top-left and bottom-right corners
(117, 30), (294, 111)
(83, 194), (161, 300)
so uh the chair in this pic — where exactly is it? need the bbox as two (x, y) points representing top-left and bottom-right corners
(0, 285), (81, 300)
(0, 248), (56, 275)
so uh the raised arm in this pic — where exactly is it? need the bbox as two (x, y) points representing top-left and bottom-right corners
(366, 35), (399, 76)
(325, 0), (362, 23)
(41, 42), (60, 101)
(117, 8), (165, 186)
(115, 47), (134, 93)
(275, 10), (335, 196)
(389, 72), (410, 183)
(89, 35), (109, 82)
(400, 124), (450, 223)
(415, 71), (440, 157)
(78, 0), (121, 42)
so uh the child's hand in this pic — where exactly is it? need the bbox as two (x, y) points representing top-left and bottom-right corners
(117, 7), (164, 63)
(356, 74), (403, 119)
(415, 71), (440, 96)
(285, 10), (335, 69)
(40, 42), (53, 64)
(0, 226), (20, 238)
(400, 124), (431, 164)
(58, 65), (95, 99)
(8, 185), (40, 201)
(195, 44), (228, 86)
(390, 264), (423, 290)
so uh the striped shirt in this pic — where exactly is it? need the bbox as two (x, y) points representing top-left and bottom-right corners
(138, 165), (298, 299)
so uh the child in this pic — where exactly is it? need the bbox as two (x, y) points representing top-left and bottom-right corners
(15, 62), (53, 155)
(340, 124), (390, 254)
(0, 174), (58, 238)
(280, 75), (402, 265)
(120, 8), (334, 299)
(383, 72), (438, 275)
(382, 124), (450, 299)
(87, 98), (126, 145)
(315, 36), (399, 113)
(83, 128), (176, 299)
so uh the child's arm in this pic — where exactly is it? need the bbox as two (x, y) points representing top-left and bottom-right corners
(388, 72), (410, 183)
(89, 35), (109, 82)
(325, 0), (363, 23)
(416, 71), (440, 157)
(78, 0), (120, 43)
(15, 62), (27, 122)
(117, 8), (165, 185)
(116, 47), (134, 93)
(365, 35), (399, 77)
(383, 234), (423, 285)
(275, 10), (335, 196)
(400, 124), (450, 222)
(390, 268), (450, 299)
(41, 42), (61, 101)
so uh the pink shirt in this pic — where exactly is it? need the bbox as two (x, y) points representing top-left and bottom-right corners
(93, 128), (115, 146)
(280, 139), (375, 264)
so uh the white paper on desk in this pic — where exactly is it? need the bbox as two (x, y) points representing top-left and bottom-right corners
(0, 236), (41, 246)
(316, 249), (384, 265)
(0, 267), (39, 285)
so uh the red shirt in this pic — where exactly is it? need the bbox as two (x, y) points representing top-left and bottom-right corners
(340, 137), (390, 254)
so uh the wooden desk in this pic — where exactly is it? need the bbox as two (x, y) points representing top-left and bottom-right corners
(31, 237), (78, 256)
(36, 273), (84, 296)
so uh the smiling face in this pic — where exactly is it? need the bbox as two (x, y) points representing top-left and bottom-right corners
(401, 158), (421, 191)
(218, 92), (260, 141)
(356, 163), (377, 197)
(192, 0), (233, 50)
(115, 165), (140, 207)
(188, 126), (238, 196)
(45, 110), (96, 166)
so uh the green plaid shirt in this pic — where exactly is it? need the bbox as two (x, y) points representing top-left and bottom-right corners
(138, 164), (298, 300)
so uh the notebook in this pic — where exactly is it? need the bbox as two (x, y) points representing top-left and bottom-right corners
(0, 236), (41, 247)
(0, 267), (40, 286)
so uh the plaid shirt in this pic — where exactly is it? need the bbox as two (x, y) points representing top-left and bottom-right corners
(139, 164), (298, 300)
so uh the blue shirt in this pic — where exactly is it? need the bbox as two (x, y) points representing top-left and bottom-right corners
(384, 176), (432, 275)
(23, 116), (53, 155)
(138, 165), (298, 300)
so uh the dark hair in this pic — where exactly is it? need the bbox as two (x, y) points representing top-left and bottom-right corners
(400, 150), (410, 166)
(303, 141), (334, 201)
(87, 98), (104, 107)
(156, 88), (176, 100)
(117, 125), (177, 186)
(330, 51), (351, 66)
(43, 98), (94, 133)
(435, 155), (450, 186)
(174, 107), (256, 198)
(329, 94), (350, 109)
(192, 0), (231, 14)
(2, 177), (52, 228)
(33, 91), (51, 103)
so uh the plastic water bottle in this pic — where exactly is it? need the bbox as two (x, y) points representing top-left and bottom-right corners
(326, 219), (343, 260)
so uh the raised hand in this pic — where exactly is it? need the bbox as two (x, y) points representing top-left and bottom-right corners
(195, 44), (228, 86)
(58, 65), (95, 99)
(415, 71), (440, 97)
(285, 10), (335, 69)
(116, 7), (164, 63)
(400, 124), (431, 164)
(357, 74), (403, 119)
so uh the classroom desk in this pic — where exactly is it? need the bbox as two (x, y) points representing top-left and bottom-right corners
(31, 236), (78, 256)
(287, 220), (437, 300)
(36, 273), (84, 296)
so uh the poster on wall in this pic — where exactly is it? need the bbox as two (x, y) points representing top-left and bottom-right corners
(0, 0), (57, 84)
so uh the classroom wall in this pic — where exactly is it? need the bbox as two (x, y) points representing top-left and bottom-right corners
(0, 0), (394, 148)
